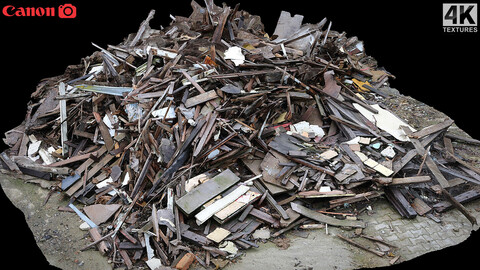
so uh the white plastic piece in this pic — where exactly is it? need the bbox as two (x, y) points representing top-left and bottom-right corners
(224, 46), (245, 66)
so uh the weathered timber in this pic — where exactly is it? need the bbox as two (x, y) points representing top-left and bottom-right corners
(291, 202), (365, 228)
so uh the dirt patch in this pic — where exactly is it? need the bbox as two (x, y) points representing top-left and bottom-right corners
(0, 173), (111, 270)
(380, 86), (480, 171)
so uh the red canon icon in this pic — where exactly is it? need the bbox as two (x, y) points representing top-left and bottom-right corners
(58, 3), (76, 18)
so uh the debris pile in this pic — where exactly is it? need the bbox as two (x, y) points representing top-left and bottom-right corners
(2, 1), (480, 269)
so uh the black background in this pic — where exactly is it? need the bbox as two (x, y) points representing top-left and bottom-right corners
(0, 0), (478, 269)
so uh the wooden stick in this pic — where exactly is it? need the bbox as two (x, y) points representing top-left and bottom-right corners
(337, 234), (384, 257)
(360, 235), (398, 248)
(80, 230), (114, 251)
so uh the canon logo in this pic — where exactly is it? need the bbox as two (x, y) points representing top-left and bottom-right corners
(2, 4), (76, 18)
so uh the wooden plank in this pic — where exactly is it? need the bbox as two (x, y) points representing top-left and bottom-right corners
(119, 229), (138, 244)
(195, 185), (250, 225)
(118, 241), (143, 250)
(384, 187), (417, 219)
(48, 149), (100, 167)
(279, 208), (301, 228)
(433, 189), (480, 212)
(445, 151), (480, 175)
(375, 176), (431, 186)
(118, 250), (133, 269)
(206, 227), (231, 243)
(238, 204), (254, 222)
(131, 152), (153, 198)
(86, 153), (115, 180)
(73, 129), (95, 140)
(446, 133), (480, 146)
(272, 217), (308, 238)
(298, 169), (309, 191)
(185, 90), (219, 108)
(329, 191), (383, 208)
(93, 111), (114, 151)
(136, 91), (165, 99)
(75, 146), (107, 174)
(326, 104), (356, 140)
(193, 113), (217, 157)
(66, 150), (111, 196)
(291, 202), (365, 228)
(411, 198), (432, 216)
(392, 149), (416, 174)
(392, 130), (443, 175)
(249, 208), (280, 228)
(0, 152), (21, 173)
(337, 234), (384, 257)
(202, 246), (228, 257)
(408, 118), (454, 139)
(260, 151), (295, 190)
(181, 230), (211, 246)
(430, 178), (465, 193)
(212, 7), (231, 43)
(440, 188), (477, 225)
(58, 82), (69, 156)
(214, 190), (260, 222)
(12, 156), (70, 175)
(181, 70), (218, 107)
(290, 156), (336, 176)
(297, 190), (356, 199)
(340, 143), (365, 169)
(360, 235), (397, 248)
(175, 169), (240, 216)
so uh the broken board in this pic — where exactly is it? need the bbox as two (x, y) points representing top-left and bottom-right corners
(175, 169), (240, 216)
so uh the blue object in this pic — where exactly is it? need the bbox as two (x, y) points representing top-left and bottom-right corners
(69, 203), (97, 228)
(61, 174), (81, 190)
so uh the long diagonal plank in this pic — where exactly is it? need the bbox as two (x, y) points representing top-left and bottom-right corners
(291, 202), (365, 228)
